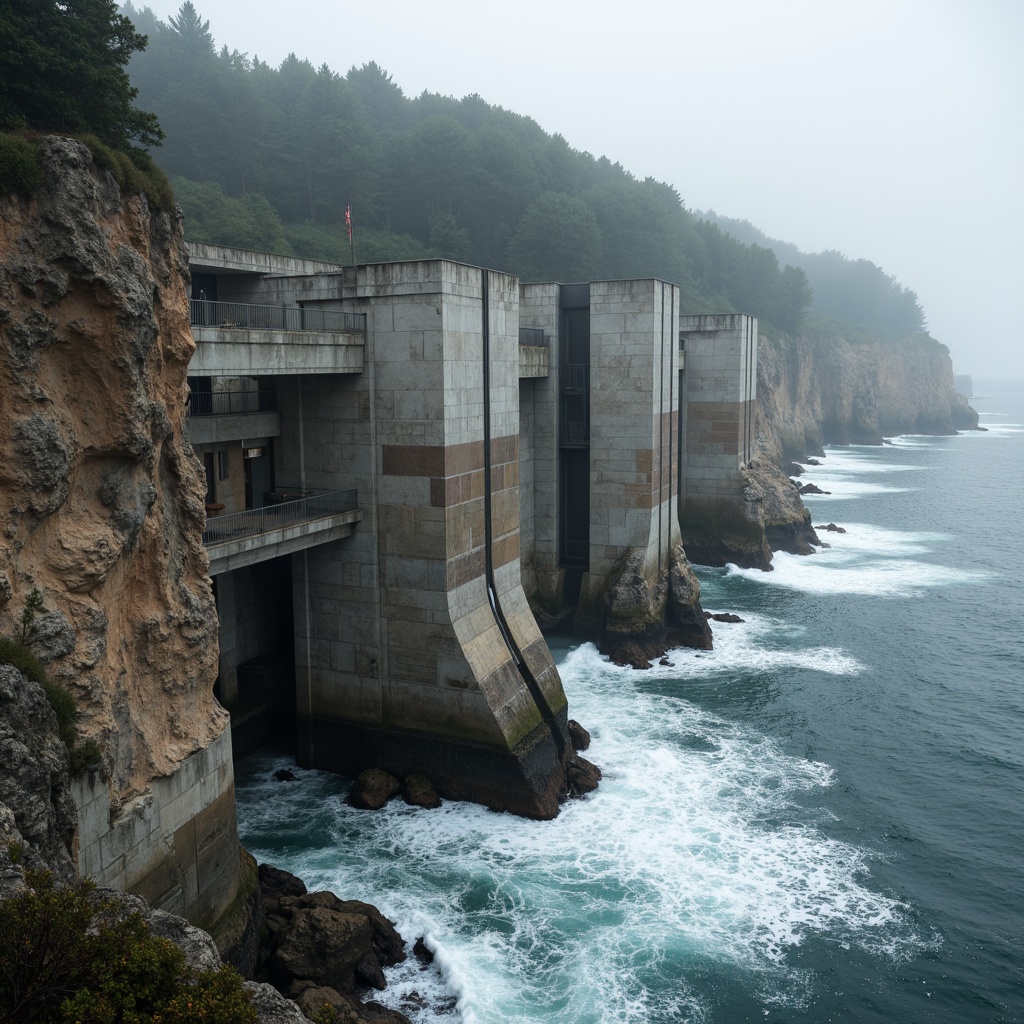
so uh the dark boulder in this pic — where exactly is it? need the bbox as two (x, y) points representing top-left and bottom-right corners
(259, 862), (308, 901)
(273, 769), (297, 782)
(267, 904), (374, 993)
(565, 755), (602, 798)
(413, 937), (434, 966)
(798, 482), (830, 495)
(567, 719), (591, 752)
(401, 773), (441, 809)
(348, 769), (400, 810)
(708, 612), (744, 623)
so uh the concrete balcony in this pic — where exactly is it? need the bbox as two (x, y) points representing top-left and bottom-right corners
(189, 299), (366, 377)
(519, 327), (549, 379)
(186, 389), (281, 446)
(204, 489), (361, 575)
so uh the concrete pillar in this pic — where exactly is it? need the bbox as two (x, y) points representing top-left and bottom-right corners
(289, 261), (568, 819)
(518, 283), (561, 619)
(678, 313), (759, 558)
(578, 279), (682, 630)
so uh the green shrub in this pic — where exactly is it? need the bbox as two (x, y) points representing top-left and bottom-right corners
(68, 739), (103, 778)
(0, 635), (47, 687)
(75, 133), (174, 212)
(0, 132), (41, 197)
(0, 636), (101, 778)
(0, 869), (257, 1024)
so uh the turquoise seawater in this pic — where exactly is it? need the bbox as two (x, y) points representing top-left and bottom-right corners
(236, 384), (1024, 1023)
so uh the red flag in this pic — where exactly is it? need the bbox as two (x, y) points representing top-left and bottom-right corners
(345, 204), (352, 240)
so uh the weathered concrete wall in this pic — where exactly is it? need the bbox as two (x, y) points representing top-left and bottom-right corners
(269, 262), (569, 818)
(518, 283), (561, 618)
(678, 313), (760, 562)
(579, 280), (682, 629)
(72, 726), (240, 937)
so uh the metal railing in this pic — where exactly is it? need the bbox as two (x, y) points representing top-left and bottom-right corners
(519, 327), (547, 347)
(564, 363), (588, 392)
(562, 418), (590, 444)
(190, 299), (365, 334)
(187, 389), (277, 417)
(203, 489), (358, 547)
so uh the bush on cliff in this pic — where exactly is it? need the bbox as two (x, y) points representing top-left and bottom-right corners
(75, 133), (174, 211)
(0, 132), (41, 197)
(0, 637), (101, 779)
(0, 867), (257, 1024)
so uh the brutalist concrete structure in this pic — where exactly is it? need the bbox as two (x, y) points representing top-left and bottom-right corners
(187, 249), (569, 818)
(185, 248), (755, 807)
(677, 313), (758, 559)
(518, 281), (711, 661)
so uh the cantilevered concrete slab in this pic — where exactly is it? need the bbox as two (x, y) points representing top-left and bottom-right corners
(190, 327), (364, 376)
(206, 508), (361, 575)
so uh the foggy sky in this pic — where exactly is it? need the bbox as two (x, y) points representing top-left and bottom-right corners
(143, 0), (1023, 380)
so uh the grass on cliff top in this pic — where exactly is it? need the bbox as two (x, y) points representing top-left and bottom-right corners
(0, 130), (174, 211)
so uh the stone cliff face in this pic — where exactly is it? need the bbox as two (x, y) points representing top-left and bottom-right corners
(756, 333), (979, 458)
(685, 331), (978, 571)
(0, 137), (224, 815)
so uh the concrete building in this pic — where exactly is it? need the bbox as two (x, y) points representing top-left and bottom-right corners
(185, 245), (753, 814)
(677, 313), (758, 563)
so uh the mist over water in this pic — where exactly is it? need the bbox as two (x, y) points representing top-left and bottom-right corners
(237, 387), (1024, 1023)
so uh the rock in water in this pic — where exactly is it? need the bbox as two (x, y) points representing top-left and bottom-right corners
(401, 773), (441, 809)
(348, 769), (400, 810)
(565, 756), (602, 798)
(567, 719), (591, 752)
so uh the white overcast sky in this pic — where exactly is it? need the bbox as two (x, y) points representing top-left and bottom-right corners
(144, 0), (1023, 380)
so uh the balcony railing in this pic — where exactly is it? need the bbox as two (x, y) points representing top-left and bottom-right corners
(190, 299), (366, 334)
(519, 327), (547, 347)
(203, 489), (358, 547)
(187, 389), (277, 417)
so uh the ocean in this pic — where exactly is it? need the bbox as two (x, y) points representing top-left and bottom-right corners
(235, 383), (1023, 1024)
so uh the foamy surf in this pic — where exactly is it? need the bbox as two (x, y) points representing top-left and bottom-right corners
(237, 638), (929, 1023)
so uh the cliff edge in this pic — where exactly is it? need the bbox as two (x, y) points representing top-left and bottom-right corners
(0, 136), (224, 813)
(757, 332), (979, 458)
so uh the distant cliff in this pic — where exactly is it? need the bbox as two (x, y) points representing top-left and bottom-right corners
(685, 332), (978, 571)
(756, 333), (979, 459)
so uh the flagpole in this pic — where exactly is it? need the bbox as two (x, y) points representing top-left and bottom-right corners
(346, 200), (354, 269)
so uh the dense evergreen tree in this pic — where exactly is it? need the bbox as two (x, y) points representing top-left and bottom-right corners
(117, 3), (927, 340)
(1, 0), (162, 148)
(702, 211), (927, 335)
(506, 192), (603, 281)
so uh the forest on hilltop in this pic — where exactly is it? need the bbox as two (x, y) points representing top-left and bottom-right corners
(121, 1), (926, 340)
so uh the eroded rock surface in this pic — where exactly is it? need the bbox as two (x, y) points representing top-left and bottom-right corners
(0, 137), (223, 815)
(0, 664), (77, 878)
(600, 546), (712, 667)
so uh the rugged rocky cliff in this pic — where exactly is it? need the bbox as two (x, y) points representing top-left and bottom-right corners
(687, 331), (978, 570)
(756, 332), (979, 459)
(0, 137), (224, 813)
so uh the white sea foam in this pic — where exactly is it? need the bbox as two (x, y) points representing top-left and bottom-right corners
(237, 639), (928, 1023)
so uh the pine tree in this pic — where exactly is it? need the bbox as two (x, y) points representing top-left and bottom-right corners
(0, 0), (162, 149)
